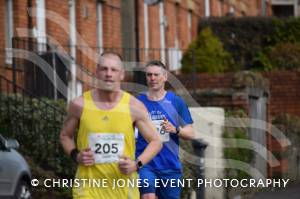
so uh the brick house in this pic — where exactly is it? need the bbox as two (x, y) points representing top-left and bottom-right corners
(205, 0), (272, 17)
(0, 0), (270, 98)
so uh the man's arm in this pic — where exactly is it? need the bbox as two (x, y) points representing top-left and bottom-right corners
(118, 96), (162, 175)
(132, 98), (162, 164)
(162, 94), (195, 140)
(59, 97), (94, 166)
(162, 118), (195, 140)
(176, 124), (195, 140)
(60, 99), (81, 155)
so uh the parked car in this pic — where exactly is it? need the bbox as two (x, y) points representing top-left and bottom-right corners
(0, 134), (31, 199)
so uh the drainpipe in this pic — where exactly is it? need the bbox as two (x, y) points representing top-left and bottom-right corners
(205, 0), (210, 17)
(68, 0), (77, 101)
(294, 0), (298, 16)
(6, 0), (16, 92)
(135, 0), (140, 64)
(96, 2), (103, 54)
(261, 0), (266, 16)
(159, 1), (166, 64)
(133, 0), (147, 86)
(36, 0), (46, 52)
(144, 3), (149, 60)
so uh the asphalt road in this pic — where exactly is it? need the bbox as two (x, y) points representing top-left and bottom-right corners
(250, 183), (300, 199)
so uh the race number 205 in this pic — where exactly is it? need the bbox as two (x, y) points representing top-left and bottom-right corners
(89, 133), (124, 164)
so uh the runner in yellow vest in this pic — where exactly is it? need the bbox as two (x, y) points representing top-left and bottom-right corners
(60, 52), (162, 199)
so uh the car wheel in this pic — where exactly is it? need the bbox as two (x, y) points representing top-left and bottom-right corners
(14, 180), (31, 199)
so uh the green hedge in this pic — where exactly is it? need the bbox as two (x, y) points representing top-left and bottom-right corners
(223, 109), (254, 179)
(181, 27), (235, 73)
(0, 93), (75, 178)
(191, 17), (300, 71)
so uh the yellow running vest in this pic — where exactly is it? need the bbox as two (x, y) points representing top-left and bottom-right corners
(73, 90), (139, 199)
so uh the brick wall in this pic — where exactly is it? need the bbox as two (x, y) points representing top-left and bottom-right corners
(178, 71), (300, 178)
(179, 71), (300, 120)
(2, 0), (31, 86)
(0, 0), (124, 93)
(76, 0), (98, 71)
(209, 0), (272, 17)
(178, 72), (234, 90)
(0, 0), (273, 91)
(265, 71), (300, 119)
(102, 1), (122, 49)
(45, 0), (69, 50)
(137, 0), (202, 64)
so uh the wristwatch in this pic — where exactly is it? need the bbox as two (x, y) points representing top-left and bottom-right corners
(135, 159), (143, 171)
(175, 126), (180, 135)
(70, 148), (79, 163)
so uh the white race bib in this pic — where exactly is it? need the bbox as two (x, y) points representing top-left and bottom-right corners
(89, 133), (124, 164)
(152, 120), (170, 142)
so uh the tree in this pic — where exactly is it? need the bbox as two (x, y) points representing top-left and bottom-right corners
(181, 27), (235, 73)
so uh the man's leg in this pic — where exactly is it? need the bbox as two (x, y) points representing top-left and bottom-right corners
(156, 170), (182, 199)
(139, 167), (157, 199)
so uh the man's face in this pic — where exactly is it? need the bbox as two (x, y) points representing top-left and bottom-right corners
(96, 56), (124, 91)
(145, 65), (167, 91)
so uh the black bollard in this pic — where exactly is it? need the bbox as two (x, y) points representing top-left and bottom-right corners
(192, 139), (208, 199)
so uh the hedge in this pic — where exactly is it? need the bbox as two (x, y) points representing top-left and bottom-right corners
(0, 93), (76, 178)
(190, 17), (300, 71)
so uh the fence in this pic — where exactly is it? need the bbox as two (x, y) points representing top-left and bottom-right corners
(0, 37), (195, 178)
(0, 74), (76, 177)
(1, 38), (194, 99)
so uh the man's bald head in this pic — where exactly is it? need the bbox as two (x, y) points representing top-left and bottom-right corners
(98, 52), (124, 69)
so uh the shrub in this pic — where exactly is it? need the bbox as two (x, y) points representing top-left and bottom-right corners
(269, 42), (300, 70)
(198, 17), (300, 71)
(180, 139), (198, 198)
(272, 113), (300, 138)
(181, 27), (235, 73)
(0, 93), (75, 178)
(272, 114), (300, 180)
(199, 17), (276, 70)
(253, 42), (300, 71)
(223, 109), (254, 179)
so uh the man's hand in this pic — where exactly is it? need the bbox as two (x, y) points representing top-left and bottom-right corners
(77, 148), (95, 166)
(118, 155), (137, 175)
(162, 116), (176, 134)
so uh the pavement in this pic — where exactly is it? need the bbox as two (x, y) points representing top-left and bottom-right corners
(250, 183), (300, 199)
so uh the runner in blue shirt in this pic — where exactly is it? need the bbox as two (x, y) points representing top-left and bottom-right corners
(136, 60), (195, 199)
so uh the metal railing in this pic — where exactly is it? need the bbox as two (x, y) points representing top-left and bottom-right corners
(5, 38), (190, 99)
(0, 37), (195, 178)
(0, 74), (75, 177)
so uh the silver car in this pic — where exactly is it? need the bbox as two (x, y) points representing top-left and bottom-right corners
(0, 134), (31, 199)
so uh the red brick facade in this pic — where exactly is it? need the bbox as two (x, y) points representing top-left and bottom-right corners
(0, 0), (293, 180)
(264, 71), (300, 118)
(0, 0), (269, 78)
(209, 0), (272, 17)
(179, 71), (300, 120)
(178, 71), (300, 178)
